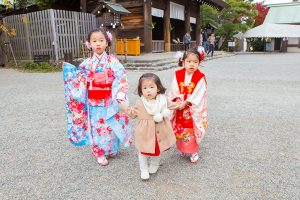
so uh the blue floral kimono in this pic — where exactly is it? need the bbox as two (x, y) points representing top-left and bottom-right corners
(63, 52), (132, 158)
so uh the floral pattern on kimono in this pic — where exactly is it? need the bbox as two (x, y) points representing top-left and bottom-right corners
(63, 52), (132, 157)
(168, 68), (208, 152)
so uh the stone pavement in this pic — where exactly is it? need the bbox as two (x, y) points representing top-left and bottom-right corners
(0, 53), (299, 199)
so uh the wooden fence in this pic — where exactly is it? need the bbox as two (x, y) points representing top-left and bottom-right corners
(2, 9), (96, 61)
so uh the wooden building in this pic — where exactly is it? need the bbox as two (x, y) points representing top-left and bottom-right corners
(3, 0), (228, 54)
(82, 0), (228, 53)
(2, 0), (228, 55)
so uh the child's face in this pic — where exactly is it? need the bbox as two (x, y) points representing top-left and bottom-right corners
(141, 78), (158, 100)
(90, 31), (108, 55)
(183, 53), (200, 74)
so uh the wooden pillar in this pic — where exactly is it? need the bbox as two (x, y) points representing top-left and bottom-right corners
(196, 3), (201, 46)
(80, 0), (86, 12)
(144, 0), (152, 53)
(164, 0), (170, 52)
(184, 0), (191, 34)
(110, 0), (117, 54)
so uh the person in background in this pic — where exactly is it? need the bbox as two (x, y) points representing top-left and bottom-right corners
(202, 30), (208, 52)
(183, 32), (191, 51)
(207, 32), (216, 57)
(199, 31), (203, 47)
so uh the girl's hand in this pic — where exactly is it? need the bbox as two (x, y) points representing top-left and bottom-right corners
(178, 101), (190, 110)
(117, 99), (128, 112)
(129, 106), (139, 115)
(167, 101), (179, 110)
(116, 99), (123, 104)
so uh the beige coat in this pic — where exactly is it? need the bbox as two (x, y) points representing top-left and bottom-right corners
(129, 99), (176, 154)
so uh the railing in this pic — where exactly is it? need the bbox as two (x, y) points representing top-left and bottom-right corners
(148, 40), (198, 53)
(171, 41), (197, 51)
(191, 41), (197, 48)
(171, 43), (185, 51)
(152, 40), (164, 53)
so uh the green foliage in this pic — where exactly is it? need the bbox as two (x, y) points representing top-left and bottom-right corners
(14, 0), (53, 9)
(148, 21), (156, 29)
(200, 4), (219, 29)
(20, 62), (61, 73)
(248, 38), (264, 51)
(201, 0), (258, 49)
(14, 0), (30, 9)
(170, 23), (174, 32)
(219, 0), (257, 37)
(34, 0), (52, 9)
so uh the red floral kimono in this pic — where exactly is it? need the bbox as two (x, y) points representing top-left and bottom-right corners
(168, 68), (208, 153)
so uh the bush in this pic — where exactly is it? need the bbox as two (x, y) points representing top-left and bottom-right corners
(248, 38), (264, 51)
(20, 62), (61, 73)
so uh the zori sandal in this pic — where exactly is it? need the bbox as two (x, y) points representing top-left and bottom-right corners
(97, 156), (109, 166)
(190, 153), (199, 163)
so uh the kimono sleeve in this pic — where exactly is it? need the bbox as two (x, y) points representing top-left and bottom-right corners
(186, 78), (206, 106)
(111, 57), (129, 101)
(168, 76), (184, 101)
(105, 57), (129, 119)
(62, 62), (91, 146)
(187, 77), (208, 143)
(70, 61), (88, 101)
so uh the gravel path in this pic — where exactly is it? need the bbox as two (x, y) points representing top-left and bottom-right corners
(0, 53), (299, 200)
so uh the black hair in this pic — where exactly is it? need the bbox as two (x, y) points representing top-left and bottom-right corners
(178, 47), (201, 66)
(87, 27), (111, 47)
(137, 73), (166, 97)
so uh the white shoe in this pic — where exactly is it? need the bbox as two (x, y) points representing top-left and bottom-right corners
(141, 170), (150, 180)
(149, 165), (159, 174)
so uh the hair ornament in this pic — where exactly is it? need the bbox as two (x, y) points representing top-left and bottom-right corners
(85, 41), (91, 50)
(197, 46), (205, 54)
(197, 46), (205, 61)
(106, 31), (113, 42)
(175, 51), (184, 60)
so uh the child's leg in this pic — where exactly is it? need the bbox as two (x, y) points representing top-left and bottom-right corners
(149, 156), (161, 174)
(138, 153), (149, 180)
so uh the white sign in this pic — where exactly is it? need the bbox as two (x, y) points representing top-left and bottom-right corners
(228, 42), (235, 47)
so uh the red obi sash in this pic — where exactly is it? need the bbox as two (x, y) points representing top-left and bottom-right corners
(87, 72), (114, 100)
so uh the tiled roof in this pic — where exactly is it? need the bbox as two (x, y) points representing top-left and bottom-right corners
(264, 2), (300, 24)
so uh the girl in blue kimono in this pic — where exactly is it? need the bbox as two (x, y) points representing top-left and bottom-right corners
(63, 27), (132, 166)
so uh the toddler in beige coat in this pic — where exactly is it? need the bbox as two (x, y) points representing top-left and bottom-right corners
(119, 73), (177, 180)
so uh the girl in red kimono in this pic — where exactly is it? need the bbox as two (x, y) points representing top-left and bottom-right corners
(168, 47), (207, 163)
